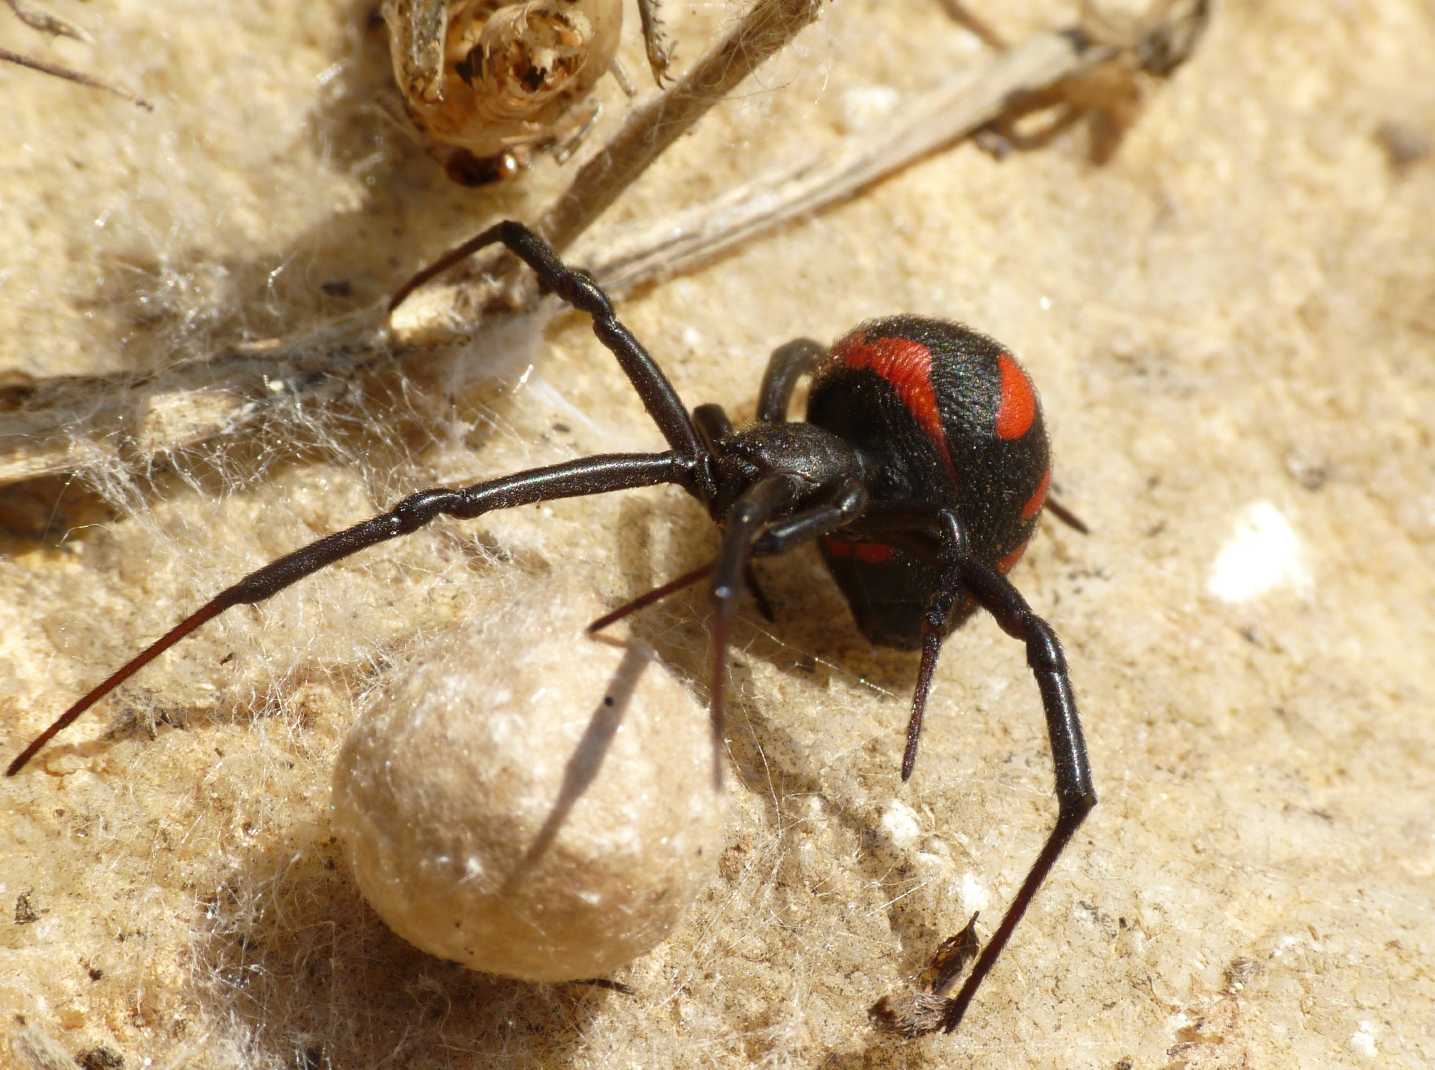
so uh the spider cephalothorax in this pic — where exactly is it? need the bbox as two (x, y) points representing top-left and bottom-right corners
(10, 221), (1095, 1036)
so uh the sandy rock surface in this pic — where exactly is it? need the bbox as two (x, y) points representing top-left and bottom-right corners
(2, 1), (1432, 1067)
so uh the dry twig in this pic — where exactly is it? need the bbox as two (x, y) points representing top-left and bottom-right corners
(388, 0), (830, 320)
(0, 44), (151, 108)
(0, 1), (1210, 489)
(5, 0), (87, 41)
(1, 0), (152, 107)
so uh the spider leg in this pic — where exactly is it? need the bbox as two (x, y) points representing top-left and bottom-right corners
(743, 564), (776, 622)
(750, 478), (869, 553)
(705, 473), (811, 786)
(692, 403), (733, 449)
(770, 498), (965, 782)
(389, 222), (708, 491)
(586, 561), (714, 634)
(7, 452), (690, 776)
(590, 474), (869, 668)
(823, 506), (1094, 1031)
(863, 507), (969, 781)
(1044, 494), (1089, 534)
(767, 492), (1093, 1031)
(772, 498), (969, 781)
(692, 396), (780, 620)
(937, 558), (1096, 1033)
(550, 99), (602, 165)
(737, 476), (870, 622)
(692, 406), (779, 612)
(755, 338), (825, 423)
(750, 474), (876, 618)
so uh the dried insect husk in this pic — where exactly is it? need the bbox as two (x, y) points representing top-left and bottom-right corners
(384, 0), (623, 161)
(869, 913), (981, 1037)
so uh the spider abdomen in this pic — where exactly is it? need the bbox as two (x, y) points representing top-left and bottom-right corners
(806, 316), (1051, 649)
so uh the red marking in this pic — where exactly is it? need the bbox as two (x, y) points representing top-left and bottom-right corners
(855, 542), (894, 564)
(822, 538), (895, 565)
(995, 353), (1037, 441)
(1021, 467), (1052, 521)
(836, 331), (957, 479)
(996, 542), (1027, 574)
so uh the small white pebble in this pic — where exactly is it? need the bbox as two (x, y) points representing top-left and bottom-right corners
(1349, 1020), (1378, 1058)
(880, 800), (922, 848)
(959, 872), (990, 912)
(839, 85), (901, 134)
(1207, 501), (1312, 603)
(1272, 934), (1301, 956)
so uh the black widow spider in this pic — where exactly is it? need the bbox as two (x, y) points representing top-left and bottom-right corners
(8, 221), (1095, 1035)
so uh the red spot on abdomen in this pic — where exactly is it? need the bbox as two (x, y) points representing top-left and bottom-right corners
(1021, 467), (1051, 521)
(996, 542), (1028, 574)
(855, 542), (894, 564)
(836, 332), (956, 479)
(995, 353), (1037, 441)
(822, 538), (895, 564)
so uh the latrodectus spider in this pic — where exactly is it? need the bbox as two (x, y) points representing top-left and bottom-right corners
(8, 221), (1095, 1035)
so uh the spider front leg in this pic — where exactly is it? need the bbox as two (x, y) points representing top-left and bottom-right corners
(839, 508), (1094, 1032)
(813, 502), (969, 781)
(7, 452), (692, 776)
(704, 473), (808, 785)
(936, 558), (1096, 1034)
(689, 476), (868, 773)
(755, 338), (826, 423)
(388, 222), (707, 487)
(691, 402), (733, 449)
(749, 479), (869, 552)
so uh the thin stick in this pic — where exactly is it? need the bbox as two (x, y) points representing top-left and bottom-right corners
(6, 0), (88, 41)
(577, 30), (1112, 295)
(0, 5), (1209, 488)
(0, 44), (152, 109)
(934, 0), (1007, 49)
(397, 0), (829, 319)
(526, 2), (1209, 298)
(540, 0), (828, 257)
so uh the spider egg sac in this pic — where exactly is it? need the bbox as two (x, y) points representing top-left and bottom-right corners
(331, 587), (725, 982)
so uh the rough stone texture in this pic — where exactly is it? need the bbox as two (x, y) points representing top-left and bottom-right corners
(2, 1), (1433, 1068)
(332, 587), (725, 982)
